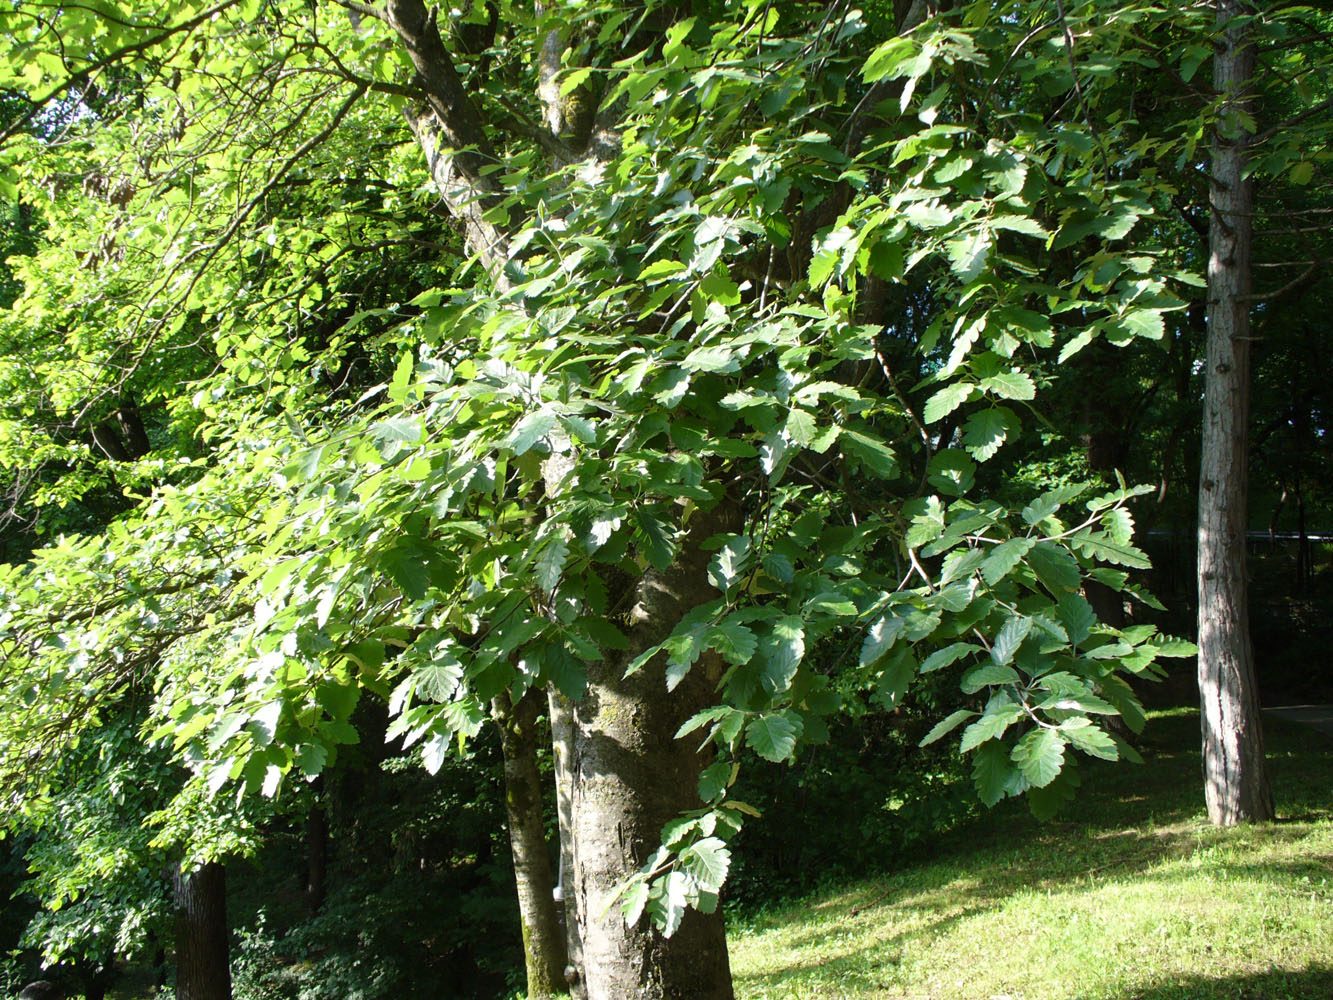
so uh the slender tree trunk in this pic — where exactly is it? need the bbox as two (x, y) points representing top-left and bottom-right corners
(494, 689), (569, 998)
(570, 509), (737, 1000)
(1197, 0), (1274, 825)
(548, 686), (586, 998)
(304, 795), (328, 914)
(172, 862), (232, 1000)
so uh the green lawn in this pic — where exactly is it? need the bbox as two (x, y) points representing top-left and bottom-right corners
(729, 709), (1333, 1000)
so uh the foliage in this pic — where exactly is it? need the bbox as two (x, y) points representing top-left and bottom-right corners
(1, 0), (1326, 960)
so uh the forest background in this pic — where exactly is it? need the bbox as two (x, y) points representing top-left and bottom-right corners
(0, 0), (1329, 997)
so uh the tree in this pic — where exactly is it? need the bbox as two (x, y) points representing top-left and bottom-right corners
(0, 2), (1212, 996)
(1196, 0), (1276, 825)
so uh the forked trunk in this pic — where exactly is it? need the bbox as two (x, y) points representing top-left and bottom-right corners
(1197, 0), (1274, 825)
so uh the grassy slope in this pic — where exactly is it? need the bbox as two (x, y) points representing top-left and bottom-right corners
(728, 709), (1333, 1000)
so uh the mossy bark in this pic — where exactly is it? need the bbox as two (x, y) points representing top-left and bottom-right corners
(495, 689), (569, 996)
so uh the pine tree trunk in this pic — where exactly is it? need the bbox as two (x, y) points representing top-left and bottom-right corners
(495, 689), (569, 998)
(569, 509), (736, 1000)
(172, 862), (232, 1000)
(1197, 0), (1274, 826)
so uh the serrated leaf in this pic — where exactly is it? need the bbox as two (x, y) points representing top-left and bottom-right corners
(621, 880), (650, 927)
(920, 708), (977, 747)
(535, 532), (570, 592)
(961, 662), (1021, 694)
(709, 621), (757, 666)
(707, 535), (752, 592)
(681, 837), (731, 891)
(981, 370), (1036, 401)
(639, 259), (687, 282)
(1062, 721), (1119, 760)
(991, 615), (1032, 666)
(1056, 593), (1097, 644)
(785, 408), (819, 447)
(841, 428), (898, 478)
(509, 409), (557, 456)
(962, 408), (1011, 461)
(981, 537), (1035, 586)
(698, 761), (734, 802)
(921, 641), (977, 673)
(1027, 542), (1082, 594)
(860, 611), (904, 667)
(972, 740), (1014, 807)
(960, 704), (1023, 752)
(746, 712), (801, 762)
(923, 382), (974, 424)
(1011, 727), (1066, 788)
(1069, 532), (1151, 569)
(760, 616), (805, 695)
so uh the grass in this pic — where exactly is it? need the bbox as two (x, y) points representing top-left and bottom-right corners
(728, 708), (1333, 1000)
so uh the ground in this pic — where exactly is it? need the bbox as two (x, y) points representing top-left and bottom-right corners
(729, 708), (1333, 1000)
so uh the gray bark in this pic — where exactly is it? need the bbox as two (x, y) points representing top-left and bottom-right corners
(1197, 0), (1274, 825)
(494, 689), (569, 997)
(570, 508), (737, 1000)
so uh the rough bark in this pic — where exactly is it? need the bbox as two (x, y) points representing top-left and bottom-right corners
(494, 689), (569, 998)
(570, 507), (737, 1000)
(172, 862), (232, 1000)
(1197, 0), (1274, 826)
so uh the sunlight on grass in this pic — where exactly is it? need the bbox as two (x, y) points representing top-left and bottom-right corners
(729, 710), (1333, 999)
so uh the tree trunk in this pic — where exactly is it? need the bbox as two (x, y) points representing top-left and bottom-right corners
(172, 862), (232, 1000)
(494, 689), (569, 998)
(304, 793), (328, 914)
(548, 686), (586, 997)
(569, 509), (736, 1000)
(1197, 0), (1274, 826)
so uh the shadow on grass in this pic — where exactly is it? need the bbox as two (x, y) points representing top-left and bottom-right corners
(732, 711), (1333, 998)
(1093, 963), (1333, 1000)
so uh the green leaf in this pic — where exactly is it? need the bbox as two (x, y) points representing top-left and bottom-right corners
(919, 708), (977, 747)
(960, 700), (1024, 752)
(707, 535), (752, 592)
(981, 370), (1035, 401)
(621, 880), (650, 928)
(1011, 727), (1066, 788)
(681, 837), (731, 891)
(1056, 593), (1097, 645)
(991, 615), (1031, 666)
(509, 409), (557, 456)
(1069, 532), (1151, 569)
(1028, 542), (1082, 595)
(981, 537), (1035, 586)
(841, 428), (898, 478)
(698, 761), (734, 803)
(746, 712), (801, 763)
(1062, 720), (1119, 761)
(923, 382), (974, 424)
(760, 616), (805, 695)
(962, 408), (1011, 461)
(961, 662), (1021, 694)
(921, 641), (977, 674)
(785, 408), (819, 447)
(860, 611), (904, 667)
(972, 740), (1014, 807)
(639, 259), (687, 282)
(636, 510), (676, 570)
(709, 621), (757, 666)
